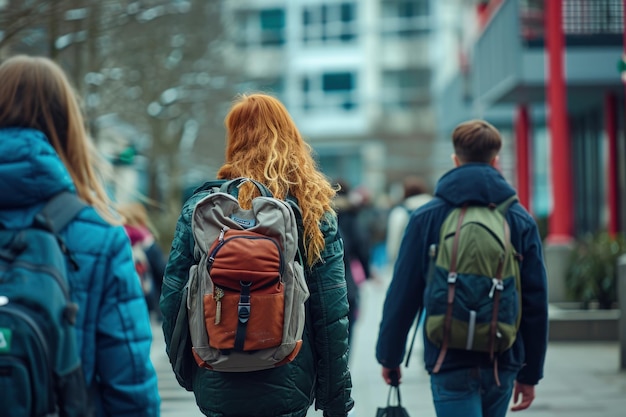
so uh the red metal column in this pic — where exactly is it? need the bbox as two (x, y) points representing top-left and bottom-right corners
(515, 105), (531, 212)
(605, 94), (620, 237)
(546, 0), (573, 243)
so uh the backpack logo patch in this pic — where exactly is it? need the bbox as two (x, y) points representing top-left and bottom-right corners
(229, 215), (256, 228)
(0, 328), (11, 352)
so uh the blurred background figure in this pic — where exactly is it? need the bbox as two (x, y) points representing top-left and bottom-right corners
(352, 185), (390, 274)
(334, 179), (374, 355)
(118, 202), (167, 321)
(386, 175), (433, 268)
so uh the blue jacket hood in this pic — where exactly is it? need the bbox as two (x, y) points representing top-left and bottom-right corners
(0, 127), (75, 209)
(434, 163), (517, 207)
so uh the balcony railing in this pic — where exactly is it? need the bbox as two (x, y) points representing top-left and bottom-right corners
(471, 0), (623, 106)
(520, 0), (623, 46)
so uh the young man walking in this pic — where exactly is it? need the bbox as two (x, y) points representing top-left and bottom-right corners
(376, 120), (548, 417)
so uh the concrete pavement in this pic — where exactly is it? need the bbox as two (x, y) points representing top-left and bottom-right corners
(151, 274), (626, 417)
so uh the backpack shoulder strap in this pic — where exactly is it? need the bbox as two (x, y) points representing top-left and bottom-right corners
(285, 195), (307, 267)
(191, 180), (227, 196)
(496, 194), (518, 215)
(34, 192), (87, 234)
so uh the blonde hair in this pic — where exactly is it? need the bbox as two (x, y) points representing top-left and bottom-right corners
(217, 93), (336, 266)
(0, 55), (118, 224)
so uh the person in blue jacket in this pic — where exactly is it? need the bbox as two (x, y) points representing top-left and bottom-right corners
(376, 120), (548, 417)
(0, 55), (160, 416)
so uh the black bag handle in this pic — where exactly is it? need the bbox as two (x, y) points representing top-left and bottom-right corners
(386, 384), (403, 407)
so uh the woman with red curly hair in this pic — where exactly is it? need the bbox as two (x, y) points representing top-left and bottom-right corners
(161, 93), (354, 417)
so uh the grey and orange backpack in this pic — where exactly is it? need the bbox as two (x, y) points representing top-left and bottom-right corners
(183, 177), (309, 373)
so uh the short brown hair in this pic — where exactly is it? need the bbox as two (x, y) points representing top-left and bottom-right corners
(452, 119), (502, 163)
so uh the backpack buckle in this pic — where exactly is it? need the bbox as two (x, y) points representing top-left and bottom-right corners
(238, 303), (251, 323)
(447, 272), (457, 284)
(489, 278), (504, 298)
(238, 281), (252, 323)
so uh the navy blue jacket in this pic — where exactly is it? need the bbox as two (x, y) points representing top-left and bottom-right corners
(0, 128), (160, 416)
(376, 163), (548, 385)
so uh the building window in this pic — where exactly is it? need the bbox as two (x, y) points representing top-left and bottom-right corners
(236, 7), (285, 48)
(381, 69), (431, 109)
(301, 71), (358, 111)
(380, 0), (430, 38)
(322, 72), (354, 91)
(260, 9), (285, 46)
(302, 2), (358, 44)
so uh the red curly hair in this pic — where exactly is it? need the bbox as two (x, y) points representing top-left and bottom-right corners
(217, 93), (336, 266)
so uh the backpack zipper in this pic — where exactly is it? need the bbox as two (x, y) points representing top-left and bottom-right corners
(214, 287), (224, 324)
(208, 230), (285, 277)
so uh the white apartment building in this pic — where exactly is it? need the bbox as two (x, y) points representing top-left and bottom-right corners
(223, 0), (436, 197)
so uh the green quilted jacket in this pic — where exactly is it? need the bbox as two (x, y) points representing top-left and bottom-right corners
(160, 184), (354, 417)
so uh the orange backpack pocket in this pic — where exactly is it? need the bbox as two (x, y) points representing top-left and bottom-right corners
(203, 229), (285, 351)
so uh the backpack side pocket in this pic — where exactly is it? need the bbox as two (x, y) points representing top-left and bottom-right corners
(169, 285), (194, 391)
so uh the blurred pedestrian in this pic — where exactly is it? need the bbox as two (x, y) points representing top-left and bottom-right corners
(0, 55), (160, 416)
(353, 186), (389, 270)
(334, 179), (373, 354)
(386, 175), (432, 267)
(160, 93), (354, 417)
(118, 202), (167, 321)
(376, 119), (548, 417)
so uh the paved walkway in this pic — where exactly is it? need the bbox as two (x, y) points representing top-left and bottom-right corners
(151, 274), (626, 417)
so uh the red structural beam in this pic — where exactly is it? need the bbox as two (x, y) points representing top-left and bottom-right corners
(515, 105), (531, 213)
(546, 0), (573, 243)
(605, 94), (620, 237)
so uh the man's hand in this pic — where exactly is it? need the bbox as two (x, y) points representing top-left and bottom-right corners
(510, 381), (535, 411)
(382, 367), (401, 386)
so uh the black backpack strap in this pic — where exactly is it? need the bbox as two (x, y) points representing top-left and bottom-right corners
(34, 192), (87, 234)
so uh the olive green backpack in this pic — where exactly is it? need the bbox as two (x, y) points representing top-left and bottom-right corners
(424, 195), (521, 376)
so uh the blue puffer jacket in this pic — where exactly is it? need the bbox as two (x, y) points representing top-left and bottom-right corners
(0, 128), (160, 416)
(376, 163), (548, 386)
